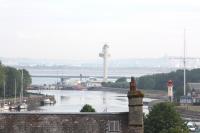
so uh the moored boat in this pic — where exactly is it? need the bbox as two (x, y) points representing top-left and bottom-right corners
(3, 103), (10, 110)
(10, 104), (19, 110)
(44, 98), (51, 104)
(19, 103), (28, 109)
(19, 70), (28, 110)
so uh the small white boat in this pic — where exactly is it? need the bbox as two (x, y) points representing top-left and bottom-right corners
(50, 100), (54, 104)
(3, 104), (10, 110)
(19, 103), (28, 109)
(44, 98), (51, 104)
(10, 105), (18, 110)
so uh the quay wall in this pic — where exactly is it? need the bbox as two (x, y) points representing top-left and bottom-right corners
(0, 95), (55, 108)
(0, 112), (128, 133)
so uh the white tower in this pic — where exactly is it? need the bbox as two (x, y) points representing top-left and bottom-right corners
(99, 44), (110, 82)
(167, 80), (173, 102)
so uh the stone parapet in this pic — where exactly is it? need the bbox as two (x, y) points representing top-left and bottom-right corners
(0, 112), (128, 133)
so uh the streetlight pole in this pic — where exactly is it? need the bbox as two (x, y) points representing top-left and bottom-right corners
(183, 29), (186, 96)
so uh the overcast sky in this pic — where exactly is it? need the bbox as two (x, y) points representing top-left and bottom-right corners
(1, 0), (200, 60)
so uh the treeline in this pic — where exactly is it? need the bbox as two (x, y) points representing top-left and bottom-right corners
(137, 68), (200, 98)
(102, 68), (200, 99)
(0, 62), (31, 98)
(102, 77), (129, 88)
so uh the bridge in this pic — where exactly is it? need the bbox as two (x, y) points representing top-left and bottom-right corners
(31, 75), (130, 79)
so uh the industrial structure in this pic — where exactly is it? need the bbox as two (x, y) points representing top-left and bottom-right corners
(99, 44), (111, 82)
(169, 29), (200, 96)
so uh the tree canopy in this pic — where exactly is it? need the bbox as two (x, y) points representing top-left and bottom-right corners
(102, 77), (129, 88)
(102, 68), (200, 100)
(0, 62), (32, 98)
(115, 77), (127, 83)
(80, 104), (96, 112)
(144, 102), (188, 133)
(137, 68), (200, 99)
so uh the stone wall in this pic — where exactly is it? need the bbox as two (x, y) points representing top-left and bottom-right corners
(0, 112), (128, 133)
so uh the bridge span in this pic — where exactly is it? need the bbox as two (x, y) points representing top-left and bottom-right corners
(31, 75), (130, 79)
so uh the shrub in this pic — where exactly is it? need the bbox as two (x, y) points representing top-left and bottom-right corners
(80, 104), (96, 112)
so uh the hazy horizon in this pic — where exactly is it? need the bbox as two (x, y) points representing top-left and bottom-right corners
(1, 0), (200, 60)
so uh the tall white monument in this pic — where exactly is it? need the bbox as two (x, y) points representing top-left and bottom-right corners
(99, 44), (110, 82)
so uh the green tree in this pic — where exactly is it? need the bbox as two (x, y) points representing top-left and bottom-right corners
(144, 102), (188, 133)
(0, 64), (5, 97)
(115, 77), (127, 83)
(21, 69), (32, 89)
(0, 63), (32, 98)
(80, 104), (96, 112)
(4, 66), (21, 97)
(101, 77), (129, 88)
(160, 126), (188, 133)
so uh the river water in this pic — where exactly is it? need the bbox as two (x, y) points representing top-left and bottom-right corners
(26, 67), (161, 113)
(28, 90), (155, 114)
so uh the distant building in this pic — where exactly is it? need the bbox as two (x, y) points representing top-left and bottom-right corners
(180, 96), (192, 105)
(181, 83), (200, 105)
(86, 81), (102, 88)
(86, 77), (102, 88)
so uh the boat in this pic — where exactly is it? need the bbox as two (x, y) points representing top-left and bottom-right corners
(3, 103), (10, 110)
(50, 100), (54, 104)
(43, 98), (51, 104)
(10, 105), (18, 110)
(43, 98), (54, 104)
(72, 84), (87, 90)
(19, 102), (28, 109)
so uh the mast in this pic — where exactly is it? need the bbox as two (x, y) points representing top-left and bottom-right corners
(20, 69), (24, 103)
(183, 29), (186, 96)
(3, 81), (5, 105)
(14, 79), (17, 104)
(169, 29), (200, 96)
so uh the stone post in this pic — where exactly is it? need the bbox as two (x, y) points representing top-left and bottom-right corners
(128, 77), (144, 133)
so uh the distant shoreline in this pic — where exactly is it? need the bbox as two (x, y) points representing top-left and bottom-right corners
(29, 86), (167, 99)
(87, 87), (167, 99)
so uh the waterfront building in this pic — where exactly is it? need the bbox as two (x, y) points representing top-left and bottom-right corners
(86, 81), (102, 88)
(180, 96), (192, 105)
(187, 83), (200, 105)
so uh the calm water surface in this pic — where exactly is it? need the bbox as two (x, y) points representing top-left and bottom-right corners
(28, 90), (155, 114)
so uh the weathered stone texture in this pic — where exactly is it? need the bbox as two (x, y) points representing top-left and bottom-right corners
(0, 113), (128, 133)
(128, 127), (144, 133)
(128, 97), (143, 106)
(128, 77), (144, 133)
(129, 106), (143, 126)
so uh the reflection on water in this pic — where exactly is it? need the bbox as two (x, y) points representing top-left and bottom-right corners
(28, 90), (155, 114)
